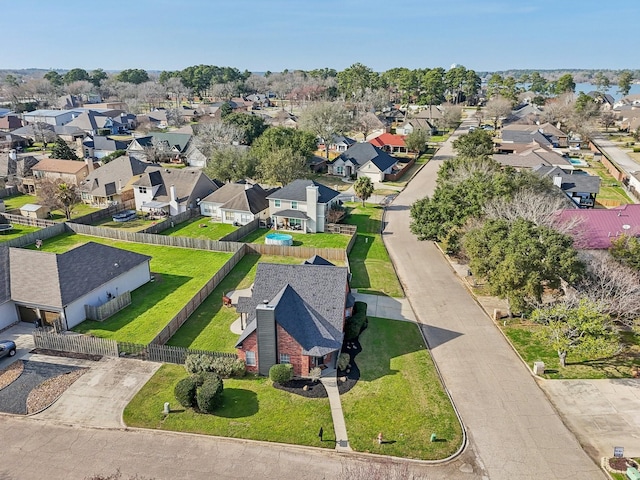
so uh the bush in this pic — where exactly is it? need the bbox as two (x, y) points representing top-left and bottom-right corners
(196, 374), (224, 413)
(344, 301), (368, 340)
(174, 376), (197, 408)
(309, 367), (322, 382)
(211, 356), (246, 378)
(269, 363), (293, 384)
(633, 147), (640, 153)
(337, 352), (350, 371)
(184, 354), (215, 375)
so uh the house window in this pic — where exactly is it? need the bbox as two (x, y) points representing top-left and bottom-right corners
(245, 351), (256, 366)
(335, 166), (343, 175)
(241, 214), (251, 223)
(289, 218), (301, 227)
(279, 353), (290, 364)
(291, 201), (298, 210)
(274, 199), (281, 208)
(224, 211), (235, 221)
(138, 186), (147, 194)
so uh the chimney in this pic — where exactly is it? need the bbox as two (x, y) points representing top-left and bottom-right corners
(256, 302), (277, 376)
(9, 149), (17, 161)
(170, 184), (177, 203)
(306, 184), (319, 233)
(84, 157), (94, 172)
(553, 175), (562, 188)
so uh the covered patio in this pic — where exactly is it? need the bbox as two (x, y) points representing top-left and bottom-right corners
(271, 209), (309, 232)
(139, 200), (170, 218)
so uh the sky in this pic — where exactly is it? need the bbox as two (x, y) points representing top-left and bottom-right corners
(3, 0), (639, 73)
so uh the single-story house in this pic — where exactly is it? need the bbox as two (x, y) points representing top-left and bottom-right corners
(132, 167), (218, 216)
(235, 260), (354, 376)
(368, 132), (408, 154)
(0, 242), (151, 330)
(552, 204), (640, 250)
(501, 123), (568, 148)
(266, 179), (340, 233)
(395, 118), (436, 136)
(79, 155), (151, 207)
(492, 148), (573, 170)
(82, 135), (132, 160)
(319, 135), (356, 155)
(127, 132), (196, 164)
(533, 165), (601, 208)
(329, 142), (397, 182)
(199, 182), (274, 225)
(22, 109), (82, 127)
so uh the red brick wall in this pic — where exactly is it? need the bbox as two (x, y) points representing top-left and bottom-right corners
(237, 332), (258, 373)
(277, 324), (308, 376)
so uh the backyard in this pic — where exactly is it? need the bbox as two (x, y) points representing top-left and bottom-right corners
(341, 317), (462, 460)
(160, 216), (238, 240)
(0, 223), (40, 243)
(240, 228), (352, 249)
(580, 160), (633, 206)
(343, 203), (403, 297)
(93, 215), (158, 231)
(27, 232), (232, 344)
(1, 193), (100, 220)
(167, 254), (312, 352)
(123, 364), (333, 447)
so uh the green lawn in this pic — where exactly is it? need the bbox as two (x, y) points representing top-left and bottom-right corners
(1, 194), (38, 211)
(29, 232), (232, 344)
(343, 203), (403, 297)
(385, 151), (433, 188)
(0, 223), (41, 243)
(1, 194), (101, 221)
(161, 216), (238, 240)
(581, 162), (633, 205)
(241, 228), (351, 249)
(168, 254), (305, 352)
(93, 215), (157, 231)
(502, 321), (640, 379)
(123, 364), (333, 447)
(341, 317), (462, 460)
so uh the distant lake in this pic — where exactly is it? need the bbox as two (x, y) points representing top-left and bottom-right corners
(574, 82), (640, 101)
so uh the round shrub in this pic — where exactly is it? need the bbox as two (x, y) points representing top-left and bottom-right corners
(269, 363), (293, 384)
(337, 352), (350, 371)
(211, 356), (247, 378)
(344, 301), (368, 341)
(185, 354), (214, 375)
(196, 374), (224, 413)
(174, 376), (197, 408)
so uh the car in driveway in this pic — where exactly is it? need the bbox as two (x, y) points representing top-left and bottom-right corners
(0, 340), (16, 359)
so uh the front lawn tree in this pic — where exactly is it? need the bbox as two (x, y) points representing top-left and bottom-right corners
(462, 218), (584, 313)
(353, 176), (374, 206)
(50, 138), (78, 160)
(298, 102), (352, 160)
(252, 126), (317, 162)
(532, 299), (620, 368)
(452, 129), (494, 158)
(38, 179), (80, 220)
(404, 128), (430, 156)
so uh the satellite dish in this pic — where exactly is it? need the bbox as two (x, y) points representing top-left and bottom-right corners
(622, 224), (631, 230)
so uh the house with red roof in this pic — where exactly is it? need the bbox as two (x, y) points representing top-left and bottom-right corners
(553, 204), (640, 249)
(368, 133), (408, 154)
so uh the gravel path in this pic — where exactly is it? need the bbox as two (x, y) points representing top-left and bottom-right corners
(0, 361), (84, 414)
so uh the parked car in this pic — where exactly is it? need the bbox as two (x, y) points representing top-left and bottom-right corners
(0, 340), (16, 359)
(481, 124), (495, 131)
(468, 126), (476, 132)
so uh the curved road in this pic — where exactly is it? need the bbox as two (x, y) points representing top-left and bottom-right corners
(382, 116), (605, 479)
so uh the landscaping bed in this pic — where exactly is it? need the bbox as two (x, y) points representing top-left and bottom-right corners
(31, 348), (103, 362)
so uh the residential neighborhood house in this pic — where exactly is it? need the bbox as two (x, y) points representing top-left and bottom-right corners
(199, 182), (274, 225)
(533, 165), (601, 208)
(329, 142), (398, 182)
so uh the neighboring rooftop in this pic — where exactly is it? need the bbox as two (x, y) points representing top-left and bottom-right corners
(266, 179), (340, 204)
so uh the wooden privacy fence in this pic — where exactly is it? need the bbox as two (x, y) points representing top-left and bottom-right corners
(218, 217), (260, 242)
(150, 246), (246, 345)
(66, 222), (244, 253)
(0, 221), (67, 248)
(246, 243), (347, 261)
(118, 342), (236, 364)
(33, 330), (119, 357)
(0, 212), (56, 228)
(85, 291), (132, 321)
(324, 223), (357, 235)
(139, 209), (197, 234)
(385, 157), (416, 181)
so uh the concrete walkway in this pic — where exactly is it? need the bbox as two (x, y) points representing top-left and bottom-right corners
(353, 292), (416, 322)
(320, 376), (351, 452)
(382, 116), (604, 479)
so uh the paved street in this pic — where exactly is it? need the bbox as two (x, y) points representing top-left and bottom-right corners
(591, 132), (640, 176)
(382, 116), (604, 479)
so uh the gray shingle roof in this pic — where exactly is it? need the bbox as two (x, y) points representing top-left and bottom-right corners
(201, 183), (270, 215)
(533, 165), (601, 194)
(133, 168), (217, 206)
(501, 130), (553, 146)
(336, 142), (397, 172)
(0, 154), (39, 177)
(9, 242), (150, 308)
(271, 209), (309, 220)
(266, 179), (339, 204)
(235, 263), (349, 354)
(79, 155), (150, 197)
(303, 255), (334, 266)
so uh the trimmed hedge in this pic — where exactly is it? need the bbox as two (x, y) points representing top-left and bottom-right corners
(185, 354), (246, 378)
(196, 374), (224, 413)
(345, 301), (368, 340)
(174, 376), (197, 408)
(269, 364), (293, 384)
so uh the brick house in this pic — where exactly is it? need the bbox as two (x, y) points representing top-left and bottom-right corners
(234, 259), (355, 377)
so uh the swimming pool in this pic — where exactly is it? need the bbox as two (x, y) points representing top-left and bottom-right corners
(265, 232), (293, 246)
(568, 157), (587, 166)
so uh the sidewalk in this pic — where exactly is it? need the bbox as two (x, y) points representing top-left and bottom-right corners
(320, 376), (351, 452)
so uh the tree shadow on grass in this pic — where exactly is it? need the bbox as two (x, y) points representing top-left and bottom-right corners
(216, 388), (258, 418)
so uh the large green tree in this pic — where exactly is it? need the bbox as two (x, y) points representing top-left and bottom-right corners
(44, 71), (63, 87)
(116, 68), (149, 84)
(452, 129), (494, 158)
(532, 299), (619, 367)
(336, 63), (377, 98)
(553, 74), (576, 94)
(63, 68), (90, 84)
(252, 127), (316, 161)
(617, 70), (634, 97)
(50, 138), (78, 160)
(404, 128), (430, 156)
(256, 147), (308, 186)
(223, 112), (267, 145)
(610, 234), (640, 271)
(203, 146), (257, 183)
(298, 102), (352, 159)
(462, 218), (584, 312)
(529, 72), (548, 95)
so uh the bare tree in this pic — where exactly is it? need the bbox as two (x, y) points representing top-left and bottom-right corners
(193, 121), (243, 158)
(65, 80), (93, 96)
(484, 96), (512, 130)
(209, 81), (240, 101)
(298, 102), (353, 159)
(37, 179), (80, 220)
(244, 74), (268, 94)
(600, 110), (617, 132)
(137, 81), (165, 111)
(354, 111), (383, 141)
(164, 77), (191, 107)
(165, 108), (185, 127)
(32, 122), (57, 148)
(441, 105), (463, 130)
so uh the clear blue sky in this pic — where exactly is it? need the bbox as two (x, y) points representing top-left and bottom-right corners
(4, 0), (639, 72)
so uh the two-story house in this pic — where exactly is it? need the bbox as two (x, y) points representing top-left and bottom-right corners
(266, 180), (340, 233)
(31, 158), (91, 186)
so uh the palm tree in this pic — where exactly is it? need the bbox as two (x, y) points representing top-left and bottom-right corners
(353, 176), (374, 206)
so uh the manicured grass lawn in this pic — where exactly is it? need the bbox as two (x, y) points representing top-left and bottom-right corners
(93, 216), (157, 231)
(2, 194), (101, 220)
(582, 162), (632, 205)
(502, 320), (640, 379)
(50, 203), (102, 221)
(0, 223), (41, 243)
(168, 254), (305, 352)
(1, 193), (38, 211)
(343, 203), (403, 297)
(161, 216), (238, 240)
(240, 228), (351, 249)
(341, 317), (462, 460)
(29, 232), (232, 344)
(123, 364), (333, 448)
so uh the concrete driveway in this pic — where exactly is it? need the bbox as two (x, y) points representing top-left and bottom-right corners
(353, 292), (416, 322)
(382, 116), (604, 479)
